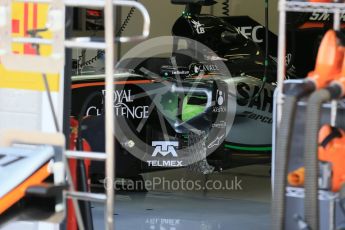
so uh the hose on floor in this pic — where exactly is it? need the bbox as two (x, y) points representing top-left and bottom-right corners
(272, 96), (298, 230)
(304, 84), (342, 230)
(272, 81), (316, 230)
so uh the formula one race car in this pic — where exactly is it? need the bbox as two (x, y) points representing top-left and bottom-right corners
(70, 0), (295, 181)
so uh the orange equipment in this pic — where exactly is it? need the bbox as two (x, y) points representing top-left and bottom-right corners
(288, 125), (345, 192)
(67, 117), (92, 230)
(307, 30), (345, 89)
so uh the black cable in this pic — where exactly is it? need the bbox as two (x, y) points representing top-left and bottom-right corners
(42, 73), (61, 132)
(251, 0), (269, 102)
(75, 91), (104, 230)
(116, 6), (136, 37)
(264, 0), (269, 81)
(78, 5), (136, 69)
(222, 0), (230, 16)
(78, 49), (105, 68)
(27, 28), (61, 133)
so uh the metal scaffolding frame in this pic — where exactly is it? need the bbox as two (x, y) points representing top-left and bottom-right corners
(273, 0), (343, 188)
(0, 0), (150, 229)
(272, 1), (344, 229)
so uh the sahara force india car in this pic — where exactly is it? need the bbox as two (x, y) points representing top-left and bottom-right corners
(70, 60), (275, 179)
(70, 0), (287, 180)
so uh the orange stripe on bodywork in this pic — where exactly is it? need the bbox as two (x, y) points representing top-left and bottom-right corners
(299, 22), (325, 29)
(71, 80), (155, 89)
(0, 163), (51, 214)
(299, 22), (345, 29)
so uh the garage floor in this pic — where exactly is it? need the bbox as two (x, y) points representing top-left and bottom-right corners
(92, 164), (272, 230)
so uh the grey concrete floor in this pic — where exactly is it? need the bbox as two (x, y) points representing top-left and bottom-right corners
(91, 164), (272, 230)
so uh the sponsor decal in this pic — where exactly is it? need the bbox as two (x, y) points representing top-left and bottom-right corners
(212, 107), (226, 112)
(192, 65), (202, 74)
(269, 54), (295, 73)
(147, 141), (183, 167)
(190, 63), (220, 75)
(286, 53), (292, 67)
(86, 106), (102, 116)
(216, 90), (224, 106)
(238, 26), (264, 43)
(309, 12), (345, 22)
(172, 70), (189, 75)
(86, 89), (149, 119)
(191, 20), (205, 34)
(236, 82), (273, 113)
(207, 135), (224, 149)
(147, 160), (183, 167)
(204, 64), (219, 72)
(152, 141), (178, 157)
(238, 111), (272, 124)
(212, 121), (227, 129)
(212, 90), (227, 113)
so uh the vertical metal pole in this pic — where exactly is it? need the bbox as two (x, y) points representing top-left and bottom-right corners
(276, 0), (286, 125)
(272, 0), (286, 191)
(58, 5), (85, 230)
(116, 6), (122, 60)
(331, 10), (340, 127)
(104, 0), (115, 229)
(334, 9), (340, 30)
(271, 89), (279, 190)
(330, 100), (338, 126)
(63, 7), (72, 145)
(60, 10), (73, 230)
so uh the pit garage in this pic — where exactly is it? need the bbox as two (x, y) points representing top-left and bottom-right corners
(0, 1), (345, 230)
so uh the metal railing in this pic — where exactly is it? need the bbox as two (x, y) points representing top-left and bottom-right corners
(0, 1), (150, 229)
